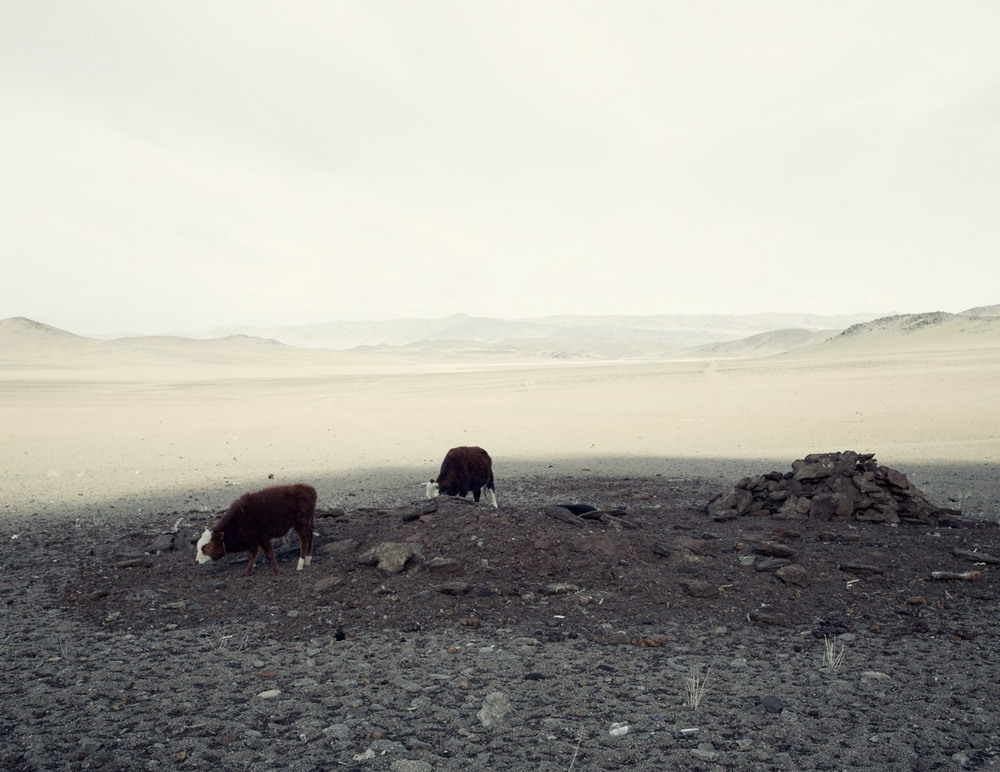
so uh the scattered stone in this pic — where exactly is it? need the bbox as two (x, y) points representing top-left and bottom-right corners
(653, 541), (710, 565)
(930, 570), (982, 581)
(114, 558), (150, 569)
(953, 548), (1000, 564)
(679, 580), (718, 598)
(257, 689), (281, 699)
(705, 452), (958, 525)
(542, 583), (579, 595)
(752, 540), (797, 559)
(760, 695), (784, 713)
(754, 557), (792, 572)
(146, 533), (175, 553)
(598, 513), (640, 529)
(359, 542), (422, 574)
(312, 576), (343, 594)
(426, 557), (461, 572)
(437, 581), (471, 595)
(749, 609), (791, 627)
(477, 692), (512, 729)
(839, 561), (884, 576)
(675, 538), (715, 554)
(609, 722), (630, 737)
(775, 564), (810, 586)
(541, 505), (585, 526)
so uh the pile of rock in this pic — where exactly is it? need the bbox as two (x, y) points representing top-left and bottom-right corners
(706, 451), (957, 525)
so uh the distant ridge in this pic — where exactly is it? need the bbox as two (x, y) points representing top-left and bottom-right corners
(3, 305), (997, 363)
(678, 328), (841, 359)
(0, 316), (289, 352)
(205, 311), (885, 353)
(803, 309), (1000, 356)
(961, 304), (1000, 318)
(839, 311), (955, 337)
(0, 316), (307, 370)
(0, 316), (85, 342)
(838, 308), (1000, 338)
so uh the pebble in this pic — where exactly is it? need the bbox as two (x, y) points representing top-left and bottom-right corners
(609, 722), (630, 737)
(760, 695), (784, 713)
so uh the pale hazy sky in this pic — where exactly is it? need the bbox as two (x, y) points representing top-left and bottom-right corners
(3, 1), (998, 335)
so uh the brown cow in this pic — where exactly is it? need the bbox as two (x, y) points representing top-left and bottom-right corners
(425, 446), (498, 508)
(195, 483), (317, 575)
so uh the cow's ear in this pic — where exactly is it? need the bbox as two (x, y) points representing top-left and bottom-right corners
(216, 531), (224, 540)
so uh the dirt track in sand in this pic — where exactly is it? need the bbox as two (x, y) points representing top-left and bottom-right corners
(4, 470), (999, 771)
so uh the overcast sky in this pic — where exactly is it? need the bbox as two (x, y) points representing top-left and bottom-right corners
(3, 1), (998, 335)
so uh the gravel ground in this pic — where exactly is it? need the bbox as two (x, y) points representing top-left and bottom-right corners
(3, 457), (1000, 771)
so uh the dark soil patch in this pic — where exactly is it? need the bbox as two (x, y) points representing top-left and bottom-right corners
(4, 473), (1000, 770)
(65, 474), (998, 644)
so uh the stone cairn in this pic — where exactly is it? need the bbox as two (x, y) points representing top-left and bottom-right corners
(706, 451), (957, 525)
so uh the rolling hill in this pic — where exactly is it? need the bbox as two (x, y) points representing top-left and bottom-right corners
(3, 306), (998, 366)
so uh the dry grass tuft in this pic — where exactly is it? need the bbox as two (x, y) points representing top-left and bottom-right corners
(684, 664), (711, 710)
(822, 636), (847, 670)
(566, 728), (583, 771)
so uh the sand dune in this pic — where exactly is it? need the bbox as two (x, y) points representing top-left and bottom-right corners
(2, 313), (998, 520)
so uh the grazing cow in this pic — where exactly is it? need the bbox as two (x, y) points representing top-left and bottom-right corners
(195, 483), (317, 576)
(425, 446), (498, 508)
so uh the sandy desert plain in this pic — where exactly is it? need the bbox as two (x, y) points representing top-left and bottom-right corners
(2, 313), (1000, 771)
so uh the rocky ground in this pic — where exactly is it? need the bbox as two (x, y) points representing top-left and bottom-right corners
(3, 457), (1000, 771)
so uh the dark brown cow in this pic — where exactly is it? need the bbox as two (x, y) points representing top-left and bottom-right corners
(195, 483), (317, 575)
(425, 446), (498, 508)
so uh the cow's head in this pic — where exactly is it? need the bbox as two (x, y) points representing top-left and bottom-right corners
(195, 529), (224, 564)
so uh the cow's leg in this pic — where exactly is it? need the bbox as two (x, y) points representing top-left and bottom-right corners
(472, 487), (482, 502)
(262, 541), (281, 575)
(295, 529), (307, 570)
(296, 526), (313, 570)
(486, 472), (498, 508)
(244, 547), (259, 576)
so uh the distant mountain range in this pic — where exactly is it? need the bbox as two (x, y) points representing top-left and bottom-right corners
(2, 305), (999, 364)
(200, 311), (882, 357)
